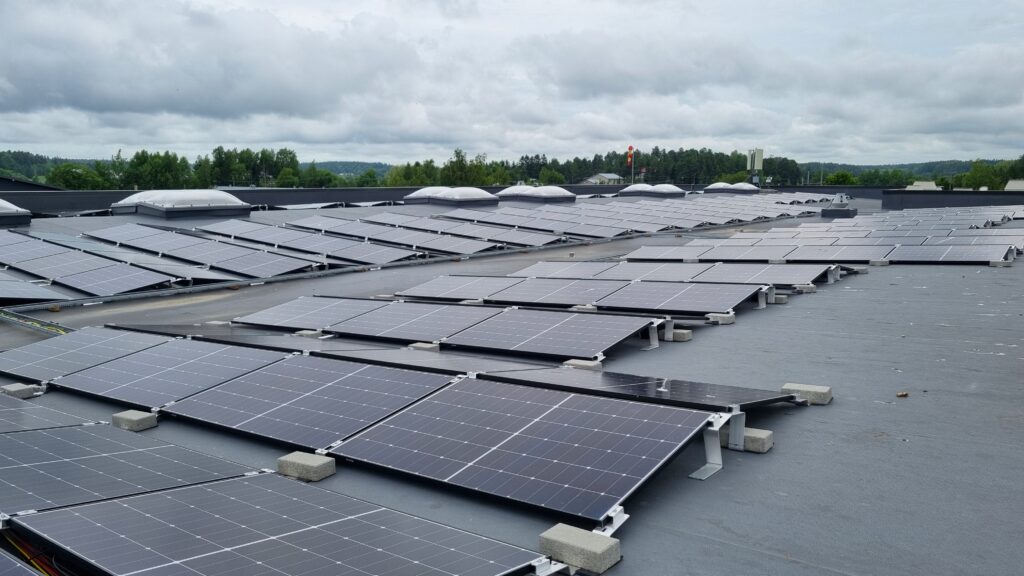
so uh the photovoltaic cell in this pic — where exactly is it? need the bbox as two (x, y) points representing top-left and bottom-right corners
(165, 355), (454, 449)
(13, 473), (543, 576)
(335, 378), (712, 521)
(328, 301), (503, 342)
(484, 278), (630, 306)
(0, 327), (171, 382)
(396, 275), (525, 301)
(234, 296), (390, 330)
(54, 339), (287, 408)
(445, 308), (654, 359)
(0, 394), (91, 434)
(507, 261), (617, 278)
(0, 425), (249, 516)
(595, 281), (761, 315)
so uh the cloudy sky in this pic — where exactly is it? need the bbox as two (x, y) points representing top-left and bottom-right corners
(1, 0), (1022, 165)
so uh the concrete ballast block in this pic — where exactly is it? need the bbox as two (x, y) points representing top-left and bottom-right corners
(989, 260), (1010, 267)
(782, 382), (833, 405)
(278, 451), (336, 481)
(539, 523), (621, 574)
(1, 383), (42, 399)
(408, 342), (440, 352)
(706, 312), (735, 325)
(111, 410), (158, 431)
(670, 328), (693, 341)
(773, 294), (789, 304)
(768, 259), (787, 264)
(720, 426), (774, 453)
(794, 284), (817, 294)
(563, 358), (603, 371)
(868, 259), (890, 266)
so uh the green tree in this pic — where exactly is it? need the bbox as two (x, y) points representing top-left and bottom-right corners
(275, 167), (299, 187)
(356, 169), (379, 187)
(825, 171), (858, 185)
(538, 166), (566, 185)
(46, 163), (107, 189)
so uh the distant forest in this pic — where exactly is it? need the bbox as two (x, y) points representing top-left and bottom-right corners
(1, 147), (1021, 191)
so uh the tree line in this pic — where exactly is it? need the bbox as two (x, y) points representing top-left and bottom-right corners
(820, 156), (1024, 189)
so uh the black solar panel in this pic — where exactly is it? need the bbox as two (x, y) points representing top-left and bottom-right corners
(239, 226), (312, 245)
(13, 251), (118, 279)
(419, 235), (498, 254)
(833, 236), (928, 246)
(127, 231), (209, 252)
(0, 278), (69, 302)
(335, 378), (712, 521)
(328, 301), (503, 342)
(923, 235), (1024, 250)
(690, 263), (833, 286)
(0, 230), (33, 247)
(197, 219), (268, 237)
(592, 262), (715, 282)
(0, 240), (69, 263)
(57, 264), (174, 296)
(596, 281), (761, 315)
(0, 394), (91, 434)
(361, 212), (422, 226)
(624, 246), (712, 261)
(86, 223), (164, 243)
(697, 245), (796, 262)
(948, 228), (1024, 236)
(164, 241), (255, 264)
(234, 296), (390, 330)
(53, 339), (287, 408)
(483, 369), (796, 411)
(0, 549), (35, 575)
(317, 347), (552, 375)
(754, 237), (838, 246)
(784, 245), (895, 263)
(277, 231), (358, 254)
(0, 425), (249, 516)
(0, 327), (171, 382)
(485, 278), (630, 306)
(885, 245), (1014, 263)
(13, 473), (543, 576)
(445, 308), (654, 359)
(396, 275), (525, 300)
(214, 251), (313, 277)
(331, 242), (418, 264)
(165, 355), (454, 449)
(508, 261), (617, 278)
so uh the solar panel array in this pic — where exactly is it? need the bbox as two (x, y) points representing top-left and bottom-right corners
(53, 339), (287, 409)
(233, 295), (391, 330)
(284, 213), (500, 255)
(13, 473), (543, 576)
(595, 281), (762, 315)
(396, 275), (526, 300)
(87, 223), (315, 277)
(0, 393), (91, 434)
(0, 425), (249, 516)
(485, 278), (631, 306)
(0, 269), (70, 303)
(335, 378), (713, 521)
(0, 327), (171, 382)
(327, 301), (504, 342)
(165, 355), (454, 449)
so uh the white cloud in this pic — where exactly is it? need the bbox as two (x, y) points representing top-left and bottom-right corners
(0, 0), (1021, 164)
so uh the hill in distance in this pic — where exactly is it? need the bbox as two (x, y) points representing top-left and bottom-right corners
(797, 159), (1001, 178)
(300, 160), (391, 176)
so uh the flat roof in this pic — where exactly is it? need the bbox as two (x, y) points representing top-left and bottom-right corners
(2, 196), (1022, 575)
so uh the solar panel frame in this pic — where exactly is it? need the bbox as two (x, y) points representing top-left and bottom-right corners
(396, 275), (526, 301)
(0, 327), (171, 383)
(164, 355), (455, 449)
(444, 308), (655, 360)
(12, 473), (544, 576)
(0, 425), (250, 516)
(334, 378), (713, 521)
(233, 296), (391, 330)
(948, 228), (1024, 236)
(327, 301), (504, 342)
(53, 339), (288, 409)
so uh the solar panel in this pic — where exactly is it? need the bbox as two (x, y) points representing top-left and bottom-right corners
(783, 245), (895, 263)
(234, 296), (390, 330)
(697, 245), (796, 262)
(328, 301), (503, 342)
(922, 235), (1024, 250)
(0, 279), (69, 302)
(330, 242), (418, 264)
(0, 327), (170, 382)
(948, 228), (1024, 236)
(754, 237), (838, 246)
(0, 425), (249, 516)
(396, 275), (526, 300)
(690, 263), (834, 286)
(0, 230), (33, 247)
(127, 231), (209, 252)
(565, 223), (629, 238)
(360, 212), (421, 226)
(396, 216), (464, 232)
(592, 262), (715, 282)
(485, 278), (630, 306)
(0, 394), (91, 434)
(86, 223), (164, 243)
(197, 219), (268, 237)
(13, 473), (543, 576)
(833, 236), (928, 246)
(335, 378), (712, 521)
(623, 246), (712, 261)
(159, 241), (255, 264)
(685, 237), (759, 246)
(214, 251), (313, 277)
(445, 308), (654, 359)
(56, 264), (174, 296)
(0, 240), (70, 263)
(53, 339), (287, 408)
(13, 251), (118, 279)
(286, 214), (351, 232)
(165, 355), (454, 449)
(419, 235), (498, 254)
(276, 231), (359, 254)
(483, 368), (796, 411)
(317, 347), (552, 375)
(508, 261), (617, 278)
(885, 245), (1014, 263)
(595, 281), (761, 315)
(238, 225), (312, 245)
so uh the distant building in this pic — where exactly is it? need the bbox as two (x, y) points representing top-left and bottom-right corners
(905, 180), (941, 190)
(1004, 179), (1024, 191)
(581, 173), (624, 185)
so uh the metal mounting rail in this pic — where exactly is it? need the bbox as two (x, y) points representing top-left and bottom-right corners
(0, 308), (72, 336)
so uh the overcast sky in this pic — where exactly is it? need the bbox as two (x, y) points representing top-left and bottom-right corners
(1, 0), (1022, 165)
